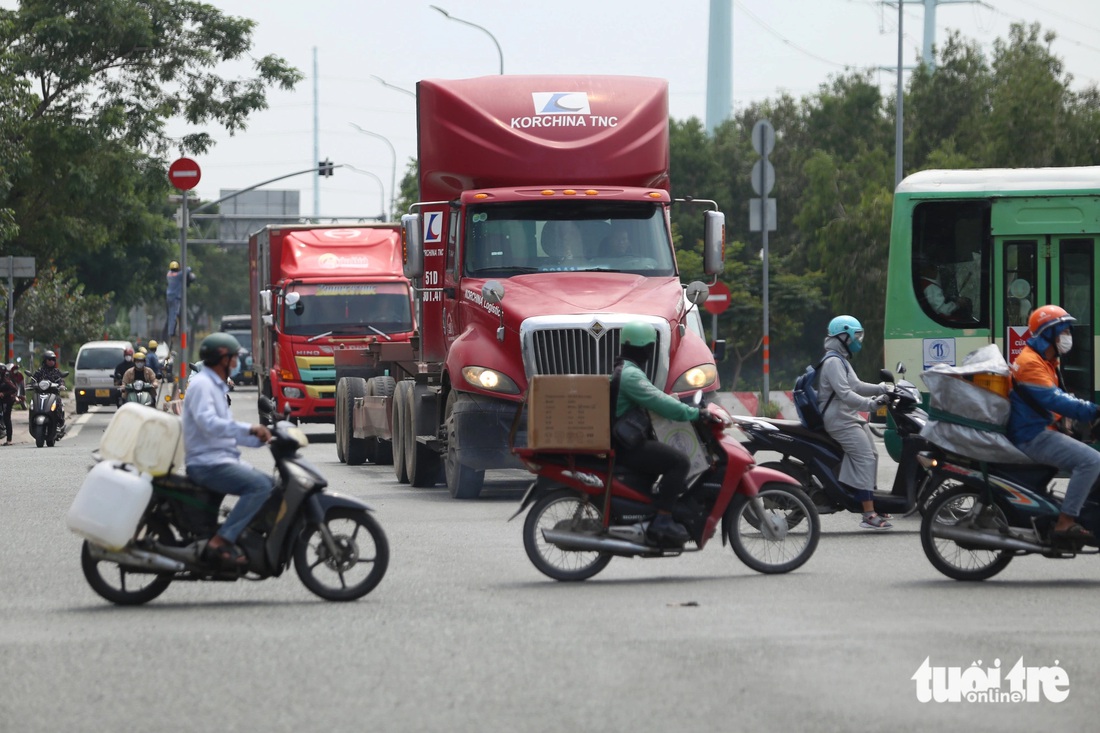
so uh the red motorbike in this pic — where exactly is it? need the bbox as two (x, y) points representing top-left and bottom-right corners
(511, 401), (820, 581)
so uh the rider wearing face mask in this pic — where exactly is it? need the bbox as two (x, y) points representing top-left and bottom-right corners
(1009, 305), (1100, 545)
(817, 316), (893, 531)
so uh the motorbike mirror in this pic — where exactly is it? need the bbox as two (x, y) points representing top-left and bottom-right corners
(895, 361), (907, 375)
(879, 369), (895, 383)
(258, 396), (277, 425)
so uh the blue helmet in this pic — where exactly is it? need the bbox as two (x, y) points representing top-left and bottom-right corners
(827, 315), (864, 354)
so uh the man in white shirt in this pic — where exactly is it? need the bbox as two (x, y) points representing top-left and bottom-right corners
(182, 332), (273, 567)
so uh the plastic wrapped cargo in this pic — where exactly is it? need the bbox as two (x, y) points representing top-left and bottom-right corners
(919, 344), (1032, 463)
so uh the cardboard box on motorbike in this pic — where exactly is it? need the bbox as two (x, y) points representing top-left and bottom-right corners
(527, 375), (610, 451)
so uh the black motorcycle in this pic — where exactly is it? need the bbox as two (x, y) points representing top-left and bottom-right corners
(79, 399), (389, 605)
(28, 373), (67, 448)
(729, 366), (934, 518)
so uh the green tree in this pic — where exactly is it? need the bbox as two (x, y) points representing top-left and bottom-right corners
(17, 266), (113, 357)
(0, 0), (301, 309)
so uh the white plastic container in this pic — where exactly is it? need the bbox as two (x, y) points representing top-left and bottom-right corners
(66, 461), (153, 550)
(98, 402), (184, 476)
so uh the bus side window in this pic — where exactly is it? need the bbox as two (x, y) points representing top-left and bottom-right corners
(912, 202), (989, 327)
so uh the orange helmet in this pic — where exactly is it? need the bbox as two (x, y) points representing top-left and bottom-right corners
(1028, 305), (1075, 338)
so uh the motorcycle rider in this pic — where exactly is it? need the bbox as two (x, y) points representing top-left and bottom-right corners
(31, 350), (66, 435)
(121, 351), (159, 395)
(1008, 305), (1100, 545)
(818, 316), (893, 530)
(182, 333), (273, 567)
(144, 339), (163, 378)
(612, 321), (710, 546)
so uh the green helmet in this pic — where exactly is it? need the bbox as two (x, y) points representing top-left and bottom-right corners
(621, 321), (656, 348)
(199, 332), (242, 365)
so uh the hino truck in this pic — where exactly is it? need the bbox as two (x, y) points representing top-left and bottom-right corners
(333, 75), (725, 498)
(250, 224), (414, 423)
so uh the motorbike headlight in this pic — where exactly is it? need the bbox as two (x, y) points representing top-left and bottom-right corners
(134, 380), (145, 390)
(461, 366), (520, 395)
(672, 364), (717, 393)
(38, 380), (50, 391)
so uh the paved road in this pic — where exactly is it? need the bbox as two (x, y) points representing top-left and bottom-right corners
(1, 390), (1097, 732)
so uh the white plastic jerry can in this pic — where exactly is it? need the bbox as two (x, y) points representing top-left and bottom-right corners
(66, 461), (154, 550)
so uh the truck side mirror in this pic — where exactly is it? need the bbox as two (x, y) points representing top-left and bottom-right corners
(703, 211), (725, 276)
(401, 213), (424, 279)
(260, 289), (272, 315)
(685, 280), (709, 307)
(711, 339), (726, 362)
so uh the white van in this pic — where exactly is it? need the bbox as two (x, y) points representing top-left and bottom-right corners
(74, 340), (132, 413)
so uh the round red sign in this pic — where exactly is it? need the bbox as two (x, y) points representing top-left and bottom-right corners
(168, 157), (202, 191)
(703, 281), (731, 315)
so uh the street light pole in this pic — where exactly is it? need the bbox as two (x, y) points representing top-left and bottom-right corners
(349, 123), (396, 220)
(343, 165), (387, 220)
(370, 74), (415, 98)
(430, 5), (503, 74)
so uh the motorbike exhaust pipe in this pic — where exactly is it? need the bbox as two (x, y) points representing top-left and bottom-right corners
(541, 528), (656, 555)
(87, 544), (186, 572)
(930, 523), (1046, 553)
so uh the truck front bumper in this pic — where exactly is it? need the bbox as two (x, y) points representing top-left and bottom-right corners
(279, 383), (336, 423)
(452, 391), (528, 471)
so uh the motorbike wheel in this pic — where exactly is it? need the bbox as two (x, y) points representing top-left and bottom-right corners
(920, 484), (1014, 581)
(34, 424), (44, 448)
(523, 489), (612, 581)
(916, 474), (964, 517)
(726, 483), (819, 574)
(46, 422), (56, 447)
(294, 508), (389, 601)
(756, 461), (816, 528)
(80, 517), (176, 606)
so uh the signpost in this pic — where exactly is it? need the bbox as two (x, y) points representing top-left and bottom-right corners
(2, 256), (35, 362)
(750, 120), (776, 405)
(169, 157), (201, 383)
(703, 280), (730, 355)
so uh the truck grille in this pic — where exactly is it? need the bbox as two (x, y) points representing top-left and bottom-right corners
(522, 316), (670, 387)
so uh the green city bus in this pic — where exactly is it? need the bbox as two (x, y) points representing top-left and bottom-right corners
(884, 166), (1100, 402)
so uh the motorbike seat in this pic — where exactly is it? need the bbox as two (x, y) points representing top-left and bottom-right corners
(762, 418), (843, 449)
(154, 472), (212, 495)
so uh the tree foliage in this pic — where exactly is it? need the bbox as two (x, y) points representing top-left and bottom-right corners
(15, 266), (113, 357)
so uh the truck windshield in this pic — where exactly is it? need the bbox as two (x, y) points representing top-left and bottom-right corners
(281, 283), (414, 336)
(464, 202), (675, 277)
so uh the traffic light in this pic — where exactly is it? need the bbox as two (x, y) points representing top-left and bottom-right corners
(318, 159), (335, 177)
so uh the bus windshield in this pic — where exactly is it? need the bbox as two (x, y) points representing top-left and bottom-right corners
(282, 283), (413, 337)
(463, 202), (675, 277)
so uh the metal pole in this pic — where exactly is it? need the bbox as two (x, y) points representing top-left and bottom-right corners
(761, 198), (769, 407)
(430, 6), (503, 74)
(313, 47), (320, 217)
(895, 0), (904, 188)
(180, 195), (189, 384)
(349, 124), (396, 220)
(6, 256), (13, 362)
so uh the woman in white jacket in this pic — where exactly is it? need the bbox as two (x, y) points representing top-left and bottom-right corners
(817, 315), (893, 530)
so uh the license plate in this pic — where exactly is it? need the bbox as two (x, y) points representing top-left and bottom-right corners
(95, 389), (110, 397)
(243, 371), (254, 379)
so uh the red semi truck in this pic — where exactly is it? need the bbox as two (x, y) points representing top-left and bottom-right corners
(249, 224), (414, 424)
(334, 75), (725, 498)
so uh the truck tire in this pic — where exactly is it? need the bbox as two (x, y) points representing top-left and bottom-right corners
(391, 380), (412, 484)
(405, 382), (442, 487)
(365, 377), (396, 465)
(445, 390), (485, 499)
(334, 379), (348, 463)
(343, 378), (370, 466)
(76, 400), (88, 415)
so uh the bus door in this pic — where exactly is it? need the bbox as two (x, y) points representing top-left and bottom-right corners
(994, 235), (1096, 400)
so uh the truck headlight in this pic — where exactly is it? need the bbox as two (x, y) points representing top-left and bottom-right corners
(672, 364), (717, 392)
(283, 387), (303, 399)
(461, 366), (520, 395)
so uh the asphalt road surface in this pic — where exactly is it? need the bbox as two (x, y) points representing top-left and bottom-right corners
(1, 389), (1098, 732)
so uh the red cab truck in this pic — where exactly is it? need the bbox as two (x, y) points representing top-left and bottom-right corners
(335, 75), (725, 497)
(249, 224), (414, 423)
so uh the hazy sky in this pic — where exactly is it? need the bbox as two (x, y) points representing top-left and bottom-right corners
(159, 0), (1100, 218)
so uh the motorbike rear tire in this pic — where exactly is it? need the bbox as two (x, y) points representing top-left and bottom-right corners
(920, 484), (1014, 581)
(80, 517), (176, 605)
(294, 508), (389, 601)
(523, 489), (612, 581)
(726, 483), (819, 574)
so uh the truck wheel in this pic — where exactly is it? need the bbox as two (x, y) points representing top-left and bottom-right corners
(366, 377), (396, 465)
(343, 378), (370, 466)
(391, 380), (412, 484)
(334, 379), (348, 463)
(405, 383), (442, 487)
(76, 401), (88, 415)
(445, 390), (485, 499)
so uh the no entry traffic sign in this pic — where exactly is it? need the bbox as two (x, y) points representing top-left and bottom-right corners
(168, 157), (201, 191)
(703, 281), (731, 315)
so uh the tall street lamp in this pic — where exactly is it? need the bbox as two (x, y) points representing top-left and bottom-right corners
(349, 123), (396, 220)
(430, 5), (503, 74)
(344, 165), (388, 220)
(370, 74), (415, 99)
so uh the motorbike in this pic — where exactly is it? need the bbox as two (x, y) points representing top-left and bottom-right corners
(730, 366), (935, 519)
(28, 373), (68, 448)
(917, 432), (1100, 581)
(124, 379), (157, 407)
(78, 397), (389, 605)
(511, 399), (820, 581)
